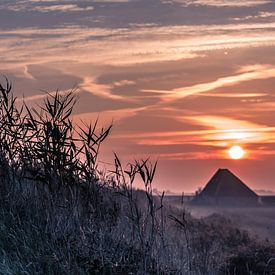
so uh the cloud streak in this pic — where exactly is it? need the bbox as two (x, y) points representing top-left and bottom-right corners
(143, 65), (275, 101)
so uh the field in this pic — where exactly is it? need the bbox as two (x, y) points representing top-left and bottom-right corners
(166, 196), (275, 243)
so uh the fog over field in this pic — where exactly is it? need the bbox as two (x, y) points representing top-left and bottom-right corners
(190, 206), (275, 242)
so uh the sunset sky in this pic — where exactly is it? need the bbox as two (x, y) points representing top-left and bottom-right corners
(1, 0), (275, 193)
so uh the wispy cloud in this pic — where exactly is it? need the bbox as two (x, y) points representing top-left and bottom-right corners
(2, 20), (275, 71)
(79, 76), (136, 102)
(185, 0), (272, 7)
(143, 65), (275, 101)
(0, 1), (94, 13)
(34, 4), (94, 13)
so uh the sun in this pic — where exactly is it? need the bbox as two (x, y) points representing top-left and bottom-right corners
(228, 145), (245, 159)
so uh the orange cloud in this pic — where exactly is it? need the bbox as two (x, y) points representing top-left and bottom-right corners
(144, 65), (275, 101)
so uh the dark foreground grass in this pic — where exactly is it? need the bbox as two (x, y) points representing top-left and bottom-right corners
(0, 79), (274, 274)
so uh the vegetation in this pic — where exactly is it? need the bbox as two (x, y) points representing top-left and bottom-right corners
(0, 78), (274, 274)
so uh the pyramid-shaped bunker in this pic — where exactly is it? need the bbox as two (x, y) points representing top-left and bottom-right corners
(192, 169), (259, 206)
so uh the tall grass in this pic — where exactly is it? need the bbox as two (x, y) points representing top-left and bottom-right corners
(0, 77), (274, 274)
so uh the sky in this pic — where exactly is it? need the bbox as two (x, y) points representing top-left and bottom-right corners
(1, 0), (275, 193)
